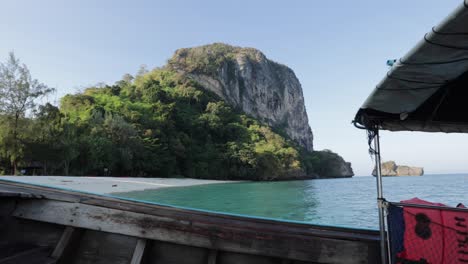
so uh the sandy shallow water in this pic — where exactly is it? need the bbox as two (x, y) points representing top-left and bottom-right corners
(0, 176), (233, 194)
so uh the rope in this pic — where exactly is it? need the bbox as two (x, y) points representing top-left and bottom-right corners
(367, 129), (378, 157)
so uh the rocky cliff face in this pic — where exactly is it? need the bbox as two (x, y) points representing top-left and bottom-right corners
(166, 43), (354, 178)
(315, 150), (354, 178)
(168, 43), (313, 151)
(330, 159), (354, 178)
(372, 161), (424, 176)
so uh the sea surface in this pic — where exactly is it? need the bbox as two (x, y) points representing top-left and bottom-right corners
(114, 174), (467, 230)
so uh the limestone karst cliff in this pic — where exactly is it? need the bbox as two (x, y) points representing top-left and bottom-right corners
(166, 43), (353, 178)
(372, 161), (424, 176)
(0, 45), (354, 179)
(168, 43), (314, 151)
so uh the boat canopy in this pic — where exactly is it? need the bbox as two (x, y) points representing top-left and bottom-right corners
(354, 1), (468, 133)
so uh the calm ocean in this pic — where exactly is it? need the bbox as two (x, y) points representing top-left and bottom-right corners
(115, 174), (467, 230)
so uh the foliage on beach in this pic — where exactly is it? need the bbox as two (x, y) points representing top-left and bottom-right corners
(0, 53), (346, 179)
(0, 52), (54, 175)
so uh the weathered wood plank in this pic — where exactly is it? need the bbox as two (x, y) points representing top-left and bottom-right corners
(0, 198), (63, 251)
(0, 181), (363, 232)
(69, 230), (136, 264)
(217, 251), (280, 264)
(0, 246), (55, 264)
(207, 249), (217, 264)
(12, 199), (379, 263)
(0, 182), (81, 203)
(130, 238), (147, 264)
(145, 241), (209, 264)
(51, 226), (77, 259)
(0, 190), (43, 199)
(0, 181), (379, 242)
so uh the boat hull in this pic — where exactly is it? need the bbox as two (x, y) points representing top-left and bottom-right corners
(0, 180), (381, 264)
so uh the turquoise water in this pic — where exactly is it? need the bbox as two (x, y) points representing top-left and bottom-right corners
(114, 174), (467, 230)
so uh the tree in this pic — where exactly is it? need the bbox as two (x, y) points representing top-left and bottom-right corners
(25, 103), (63, 175)
(0, 52), (54, 174)
(59, 122), (81, 176)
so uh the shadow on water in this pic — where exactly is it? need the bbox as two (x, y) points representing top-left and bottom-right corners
(115, 174), (467, 230)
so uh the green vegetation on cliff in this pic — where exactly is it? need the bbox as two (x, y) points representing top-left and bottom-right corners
(0, 52), (351, 179)
(169, 43), (253, 75)
(58, 70), (305, 179)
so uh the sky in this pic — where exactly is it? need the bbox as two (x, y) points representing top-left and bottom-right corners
(1, 0), (467, 176)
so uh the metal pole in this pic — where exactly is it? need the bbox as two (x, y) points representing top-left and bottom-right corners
(373, 130), (388, 264)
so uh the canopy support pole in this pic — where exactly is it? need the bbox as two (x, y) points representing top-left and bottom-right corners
(373, 130), (388, 264)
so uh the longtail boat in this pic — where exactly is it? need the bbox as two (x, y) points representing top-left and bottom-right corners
(2, 1), (468, 264)
(0, 180), (379, 264)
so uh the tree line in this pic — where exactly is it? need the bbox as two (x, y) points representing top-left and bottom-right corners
(0, 53), (344, 179)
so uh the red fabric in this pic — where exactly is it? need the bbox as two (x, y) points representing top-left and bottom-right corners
(441, 209), (468, 262)
(400, 198), (444, 263)
(397, 198), (468, 264)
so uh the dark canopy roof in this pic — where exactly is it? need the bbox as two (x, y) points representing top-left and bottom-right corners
(354, 1), (468, 133)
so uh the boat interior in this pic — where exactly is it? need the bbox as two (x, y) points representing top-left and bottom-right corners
(0, 180), (381, 264)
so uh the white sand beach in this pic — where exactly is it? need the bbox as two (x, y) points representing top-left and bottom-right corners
(0, 176), (233, 194)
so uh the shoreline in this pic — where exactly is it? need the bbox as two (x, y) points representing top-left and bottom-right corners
(0, 176), (235, 194)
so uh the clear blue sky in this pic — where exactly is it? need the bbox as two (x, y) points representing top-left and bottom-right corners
(1, 0), (467, 175)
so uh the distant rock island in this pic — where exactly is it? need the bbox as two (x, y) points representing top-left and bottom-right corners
(372, 161), (424, 176)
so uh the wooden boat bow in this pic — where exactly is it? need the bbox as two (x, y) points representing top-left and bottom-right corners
(0, 180), (381, 264)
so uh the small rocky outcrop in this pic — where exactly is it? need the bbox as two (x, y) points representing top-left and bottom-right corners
(333, 160), (354, 178)
(311, 150), (354, 178)
(372, 161), (424, 176)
